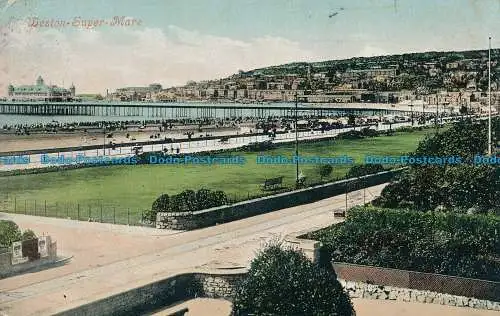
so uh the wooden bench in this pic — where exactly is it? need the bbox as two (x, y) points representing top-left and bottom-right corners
(333, 209), (346, 217)
(261, 176), (284, 190)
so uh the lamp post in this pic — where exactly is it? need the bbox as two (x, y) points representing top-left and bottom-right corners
(488, 36), (492, 155)
(103, 125), (106, 156)
(410, 99), (414, 126)
(421, 98), (425, 125)
(295, 92), (299, 186)
(435, 94), (439, 132)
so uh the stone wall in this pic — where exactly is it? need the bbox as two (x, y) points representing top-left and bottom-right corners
(156, 169), (403, 230)
(53, 266), (500, 316)
(339, 280), (500, 311)
(333, 262), (500, 302)
(54, 270), (247, 316)
(195, 271), (246, 300)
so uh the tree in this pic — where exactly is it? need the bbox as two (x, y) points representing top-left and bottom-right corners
(374, 119), (500, 211)
(232, 243), (354, 316)
(0, 220), (22, 248)
(316, 164), (333, 181)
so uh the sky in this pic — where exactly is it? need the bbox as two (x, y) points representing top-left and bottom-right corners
(0, 0), (500, 94)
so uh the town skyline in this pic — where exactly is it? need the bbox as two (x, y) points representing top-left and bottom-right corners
(1, 0), (500, 94)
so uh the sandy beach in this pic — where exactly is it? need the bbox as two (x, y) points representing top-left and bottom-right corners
(0, 126), (247, 153)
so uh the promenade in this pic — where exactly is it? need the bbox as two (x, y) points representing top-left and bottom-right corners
(1, 121), (419, 170)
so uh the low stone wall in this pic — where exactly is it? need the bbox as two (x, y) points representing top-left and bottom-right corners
(157, 169), (403, 230)
(340, 279), (500, 311)
(333, 262), (500, 302)
(195, 271), (246, 299)
(52, 264), (500, 315)
(54, 269), (247, 316)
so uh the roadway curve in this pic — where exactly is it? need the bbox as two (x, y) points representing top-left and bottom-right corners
(0, 184), (385, 315)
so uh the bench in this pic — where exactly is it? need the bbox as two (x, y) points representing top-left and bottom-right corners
(333, 209), (346, 217)
(261, 176), (284, 190)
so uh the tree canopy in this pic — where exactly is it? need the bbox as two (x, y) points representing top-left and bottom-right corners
(374, 119), (500, 212)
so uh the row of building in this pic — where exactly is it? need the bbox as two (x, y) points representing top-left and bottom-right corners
(107, 83), (498, 108)
(5, 73), (499, 112)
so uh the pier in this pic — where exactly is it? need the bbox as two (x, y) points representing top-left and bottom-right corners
(0, 101), (432, 119)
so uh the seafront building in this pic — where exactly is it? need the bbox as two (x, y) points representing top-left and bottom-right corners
(7, 76), (75, 102)
(110, 83), (163, 102)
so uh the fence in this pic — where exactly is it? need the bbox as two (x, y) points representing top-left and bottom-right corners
(0, 166), (387, 228)
(0, 197), (144, 226)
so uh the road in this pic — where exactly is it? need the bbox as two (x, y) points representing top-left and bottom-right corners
(0, 184), (384, 315)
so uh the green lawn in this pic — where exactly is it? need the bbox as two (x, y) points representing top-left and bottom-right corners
(0, 129), (434, 224)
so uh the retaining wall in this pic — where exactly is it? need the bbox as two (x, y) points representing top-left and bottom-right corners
(333, 262), (500, 302)
(52, 266), (500, 316)
(156, 169), (403, 230)
(340, 279), (500, 311)
(54, 270), (247, 316)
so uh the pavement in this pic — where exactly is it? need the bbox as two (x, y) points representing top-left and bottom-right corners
(0, 184), (383, 315)
(151, 298), (500, 316)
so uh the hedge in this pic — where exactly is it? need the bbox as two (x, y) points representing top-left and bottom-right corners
(307, 206), (500, 282)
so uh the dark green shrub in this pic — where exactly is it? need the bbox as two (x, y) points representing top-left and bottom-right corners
(308, 207), (500, 282)
(232, 243), (354, 316)
(152, 194), (170, 211)
(346, 164), (385, 178)
(211, 190), (228, 206)
(195, 189), (213, 210)
(336, 130), (364, 140)
(242, 140), (276, 152)
(154, 189), (228, 213)
(0, 220), (22, 248)
(316, 164), (333, 180)
(142, 209), (157, 222)
(361, 127), (379, 137)
(21, 229), (37, 241)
